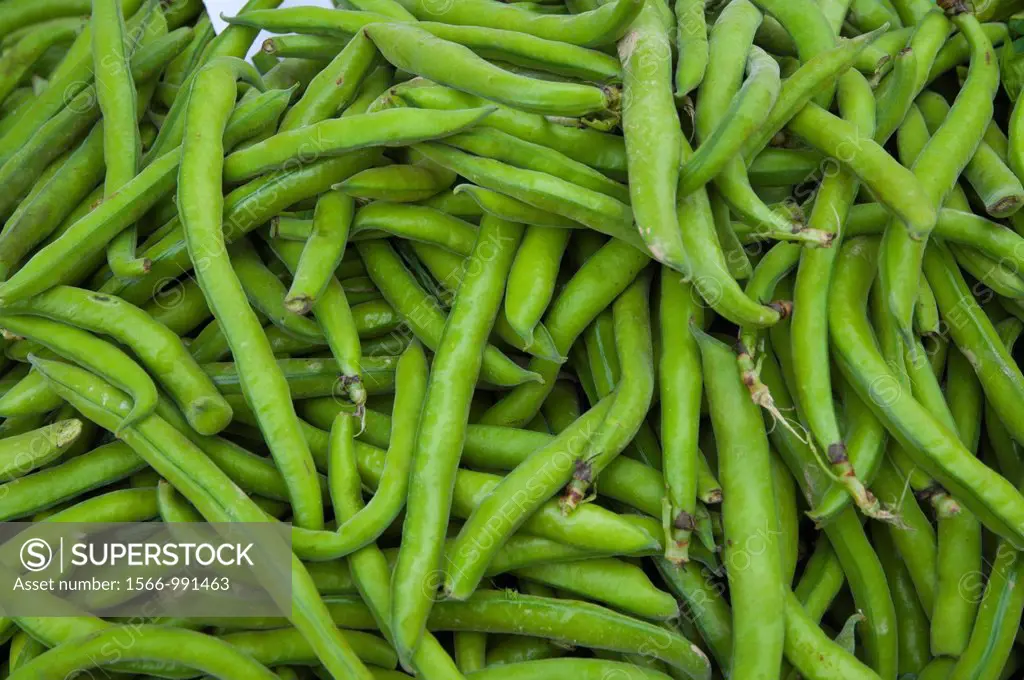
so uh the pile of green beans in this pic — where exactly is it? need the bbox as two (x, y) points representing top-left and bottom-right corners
(5, 0), (1024, 678)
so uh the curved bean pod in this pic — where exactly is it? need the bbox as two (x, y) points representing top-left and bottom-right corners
(223, 106), (495, 182)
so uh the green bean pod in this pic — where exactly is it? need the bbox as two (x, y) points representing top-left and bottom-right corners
(948, 540), (1024, 680)
(563, 273), (655, 511)
(176, 59), (324, 532)
(357, 239), (540, 387)
(365, 23), (615, 119)
(619, 0), (685, 271)
(480, 238), (650, 427)
(833, 237), (1024, 548)
(390, 215), (523, 666)
(394, 82), (627, 176)
(224, 106), (495, 182)
(389, 0), (643, 47)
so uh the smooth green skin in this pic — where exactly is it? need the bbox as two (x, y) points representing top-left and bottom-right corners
(0, 145), (178, 306)
(201, 356), (397, 399)
(0, 18), (84, 105)
(565, 274), (654, 509)
(202, 0), (285, 66)
(1010, 95), (1024, 200)
(819, 0), (854, 32)
(444, 397), (630, 597)
(709, 187), (753, 279)
(784, 590), (882, 680)
(0, 314), (157, 431)
(347, 0), (416, 20)
(417, 142), (641, 250)
(418, 187), (484, 218)
(263, 33), (345, 59)
(928, 22), (1008, 86)
(810, 375), (888, 522)
(467, 658), (672, 680)
(283, 191), (354, 313)
(949, 540), (1024, 680)
(331, 343), (428, 556)
(30, 357), (374, 680)
(290, 432), (661, 562)
(43, 486), (158, 523)
(620, 0), (685, 271)
(0, 363), (65, 417)
(455, 185), (586, 230)
(0, 0), (145, 168)
(747, 147), (821, 186)
(695, 329), (785, 679)
(834, 237), (1024, 547)
(327, 410), (469, 680)
(918, 90), (1023, 218)
(268, 239), (365, 402)
(924, 240), (1024, 449)
(874, 10), (949, 146)
(750, 0), (834, 65)
(392, 0), (641, 47)
(414, 592), (708, 679)
(659, 269), (703, 562)
(872, 524), (931, 676)
(480, 238), (650, 427)
(682, 44), (779, 197)
(177, 61), (322, 531)
(8, 629), (45, 672)
(793, 68), (873, 487)
(910, 340), (982, 656)
(541, 380), (581, 435)
(444, 128), (630, 204)
(0, 25), (186, 224)
(760, 350), (899, 680)
(871, 454), (938, 618)
(878, 14), (999, 343)
(280, 29), (376, 131)
(793, 534), (844, 624)
(654, 557), (731, 671)
(737, 241), (799, 377)
(678, 135), (782, 327)
(394, 83), (627, 176)
(7, 285), (232, 435)
(93, 0), (146, 280)
(0, 441), (144, 521)
(157, 12), (214, 108)
(224, 7), (391, 37)
(7, 625), (279, 680)
(122, 150), (379, 310)
(674, 0), (707, 98)
(951, 244), (1024, 298)
(416, 21), (620, 83)
(0, 419), (80, 480)
(357, 203), (478, 255)
(408, 241), (564, 363)
(835, 203), (1024, 273)
(485, 635), (563, 666)
(390, 215), (522, 666)
(219, 627), (398, 669)
(786, 102), (936, 237)
(914, 276), (941, 336)
(0, 0), (90, 38)
(230, 239), (322, 342)
(366, 23), (612, 118)
(357, 239), (538, 387)
(505, 225), (570, 345)
(306, 398), (671, 520)
(224, 106), (493, 182)
(745, 25), (887, 159)
(514, 558), (677, 620)
(337, 164), (451, 203)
